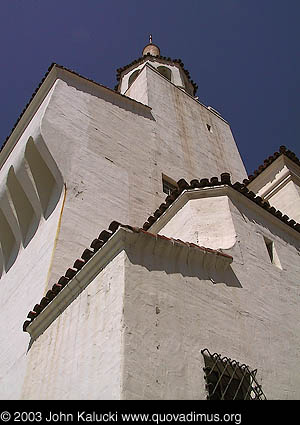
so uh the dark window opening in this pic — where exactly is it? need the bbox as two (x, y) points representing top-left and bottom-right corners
(157, 66), (172, 81)
(206, 124), (212, 133)
(162, 175), (178, 196)
(201, 349), (266, 400)
(128, 70), (140, 88)
(263, 236), (281, 268)
(265, 239), (274, 263)
(264, 237), (274, 263)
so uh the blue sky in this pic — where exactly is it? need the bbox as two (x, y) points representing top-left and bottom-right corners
(0, 0), (299, 175)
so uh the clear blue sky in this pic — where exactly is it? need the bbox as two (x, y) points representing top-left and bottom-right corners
(0, 0), (299, 175)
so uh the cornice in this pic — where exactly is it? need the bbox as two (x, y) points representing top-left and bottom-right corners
(23, 225), (232, 339)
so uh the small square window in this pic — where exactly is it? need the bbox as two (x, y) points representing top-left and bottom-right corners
(162, 175), (178, 196)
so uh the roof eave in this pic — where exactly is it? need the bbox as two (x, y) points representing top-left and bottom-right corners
(0, 64), (58, 169)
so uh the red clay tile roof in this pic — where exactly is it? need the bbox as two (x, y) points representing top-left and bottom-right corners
(243, 145), (300, 185)
(142, 172), (300, 234)
(115, 53), (198, 95)
(23, 223), (232, 333)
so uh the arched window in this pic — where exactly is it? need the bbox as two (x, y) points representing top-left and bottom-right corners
(157, 66), (172, 81)
(128, 70), (140, 88)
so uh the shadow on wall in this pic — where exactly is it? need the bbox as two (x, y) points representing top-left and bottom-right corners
(0, 206), (20, 273)
(7, 166), (39, 248)
(127, 242), (242, 288)
(25, 137), (63, 219)
(0, 136), (63, 276)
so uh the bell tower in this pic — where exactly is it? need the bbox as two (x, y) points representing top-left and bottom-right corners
(115, 36), (247, 183)
(0, 38), (249, 400)
(116, 36), (198, 102)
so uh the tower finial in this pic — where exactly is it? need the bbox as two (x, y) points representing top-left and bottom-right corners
(142, 36), (160, 56)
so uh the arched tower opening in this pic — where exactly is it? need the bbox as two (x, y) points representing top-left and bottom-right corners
(157, 66), (172, 82)
(128, 70), (140, 88)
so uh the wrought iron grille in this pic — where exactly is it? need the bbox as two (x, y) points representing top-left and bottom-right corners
(201, 349), (267, 400)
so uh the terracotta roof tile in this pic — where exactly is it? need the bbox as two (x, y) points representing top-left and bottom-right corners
(65, 268), (77, 280)
(58, 276), (69, 286)
(90, 238), (104, 251)
(81, 248), (94, 261)
(52, 284), (63, 295)
(73, 259), (85, 270)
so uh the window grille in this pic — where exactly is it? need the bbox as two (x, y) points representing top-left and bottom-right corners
(201, 349), (266, 400)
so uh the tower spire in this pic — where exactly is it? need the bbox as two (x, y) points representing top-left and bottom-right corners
(149, 34), (152, 44)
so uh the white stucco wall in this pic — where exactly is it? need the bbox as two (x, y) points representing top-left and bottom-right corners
(157, 191), (237, 250)
(268, 179), (300, 222)
(0, 62), (254, 400)
(0, 83), (65, 400)
(144, 65), (247, 183)
(122, 194), (300, 400)
(21, 250), (126, 400)
(34, 65), (247, 291)
(125, 65), (149, 105)
(17, 193), (300, 400)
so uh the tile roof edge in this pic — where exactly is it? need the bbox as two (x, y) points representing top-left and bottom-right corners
(243, 146), (300, 185)
(23, 223), (232, 336)
(0, 63), (58, 165)
(141, 173), (300, 236)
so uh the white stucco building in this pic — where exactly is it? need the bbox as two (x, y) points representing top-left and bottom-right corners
(0, 39), (299, 400)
